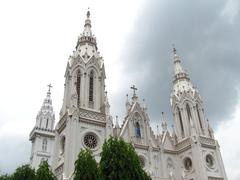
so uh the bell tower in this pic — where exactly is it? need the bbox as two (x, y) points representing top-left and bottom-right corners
(170, 48), (227, 180)
(52, 10), (113, 180)
(29, 85), (55, 169)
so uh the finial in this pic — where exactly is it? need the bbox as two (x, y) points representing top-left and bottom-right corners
(172, 44), (177, 55)
(161, 112), (168, 132)
(87, 8), (90, 18)
(47, 84), (52, 93)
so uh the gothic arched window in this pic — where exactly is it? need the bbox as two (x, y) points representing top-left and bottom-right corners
(177, 107), (184, 134)
(60, 136), (65, 154)
(186, 104), (192, 122)
(42, 138), (47, 152)
(46, 118), (48, 129)
(196, 104), (203, 130)
(136, 122), (141, 138)
(76, 70), (81, 107)
(89, 70), (94, 102)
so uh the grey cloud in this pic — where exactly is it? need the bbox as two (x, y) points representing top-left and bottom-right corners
(0, 136), (31, 174)
(113, 0), (240, 127)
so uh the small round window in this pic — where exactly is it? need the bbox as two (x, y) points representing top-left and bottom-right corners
(183, 157), (192, 171)
(206, 154), (214, 168)
(84, 133), (98, 149)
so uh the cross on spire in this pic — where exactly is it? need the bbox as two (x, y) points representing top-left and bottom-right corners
(130, 85), (138, 96)
(47, 84), (53, 93)
(172, 44), (177, 55)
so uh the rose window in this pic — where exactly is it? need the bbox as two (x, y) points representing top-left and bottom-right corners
(84, 134), (98, 149)
(183, 157), (192, 171)
(206, 154), (214, 168)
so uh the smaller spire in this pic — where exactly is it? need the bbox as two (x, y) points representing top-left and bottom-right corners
(104, 91), (110, 115)
(142, 98), (147, 111)
(115, 116), (120, 129)
(126, 94), (129, 104)
(47, 84), (52, 95)
(161, 112), (168, 132)
(125, 94), (131, 114)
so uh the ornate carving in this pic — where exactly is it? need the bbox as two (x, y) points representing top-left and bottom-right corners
(199, 136), (216, 147)
(55, 163), (64, 177)
(79, 108), (105, 122)
(176, 137), (191, 150)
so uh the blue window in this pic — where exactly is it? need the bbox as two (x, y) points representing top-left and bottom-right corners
(136, 122), (141, 137)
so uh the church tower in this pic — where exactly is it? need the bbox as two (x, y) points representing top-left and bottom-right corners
(170, 48), (227, 180)
(29, 85), (55, 169)
(52, 11), (113, 180)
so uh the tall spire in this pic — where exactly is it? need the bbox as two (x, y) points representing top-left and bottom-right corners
(171, 47), (194, 95)
(173, 47), (190, 81)
(83, 9), (92, 36)
(76, 9), (97, 51)
(43, 84), (53, 107)
(161, 112), (168, 132)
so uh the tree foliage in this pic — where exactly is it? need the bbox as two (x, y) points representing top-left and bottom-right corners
(99, 137), (151, 180)
(11, 164), (35, 180)
(35, 161), (56, 180)
(0, 174), (12, 180)
(73, 149), (99, 180)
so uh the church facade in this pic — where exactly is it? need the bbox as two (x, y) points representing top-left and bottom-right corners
(29, 11), (227, 180)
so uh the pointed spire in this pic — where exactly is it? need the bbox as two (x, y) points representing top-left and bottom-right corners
(207, 119), (214, 138)
(34, 85), (55, 130)
(125, 94), (131, 114)
(161, 112), (168, 132)
(172, 46), (189, 78)
(115, 115), (120, 129)
(171, 124), (177, 144)
(142, 98), (147, 111)
(104, 91), (110, 115)
(43, 84), (53, 106)
(76, 9), (97, 50)
(83, 9), (92, 36)
(171, 46), (195, 95)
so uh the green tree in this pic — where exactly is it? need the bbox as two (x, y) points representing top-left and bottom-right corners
(0, 174), (12, 180)
(73, 149), (99, 180)
(11, 164), (35, 180)
(99, 137), (151, 180)
(35, 161), (56, 180)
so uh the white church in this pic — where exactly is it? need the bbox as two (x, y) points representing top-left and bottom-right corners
(29, 11), (227, 180)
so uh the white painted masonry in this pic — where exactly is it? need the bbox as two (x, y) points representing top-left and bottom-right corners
(30, 11), (227, 180)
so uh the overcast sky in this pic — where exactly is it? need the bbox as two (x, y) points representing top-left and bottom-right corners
(0, 0), (239, 179)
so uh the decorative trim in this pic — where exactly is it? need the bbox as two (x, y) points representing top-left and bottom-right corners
(79, 108), (106, 122)
(134, 143), (149, 150)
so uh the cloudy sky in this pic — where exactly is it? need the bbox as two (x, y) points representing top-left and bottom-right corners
(0, 0), (240, 179)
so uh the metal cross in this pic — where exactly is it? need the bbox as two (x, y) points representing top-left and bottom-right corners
(130, 85), (138, 96)
(47, 84), (53, 92)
